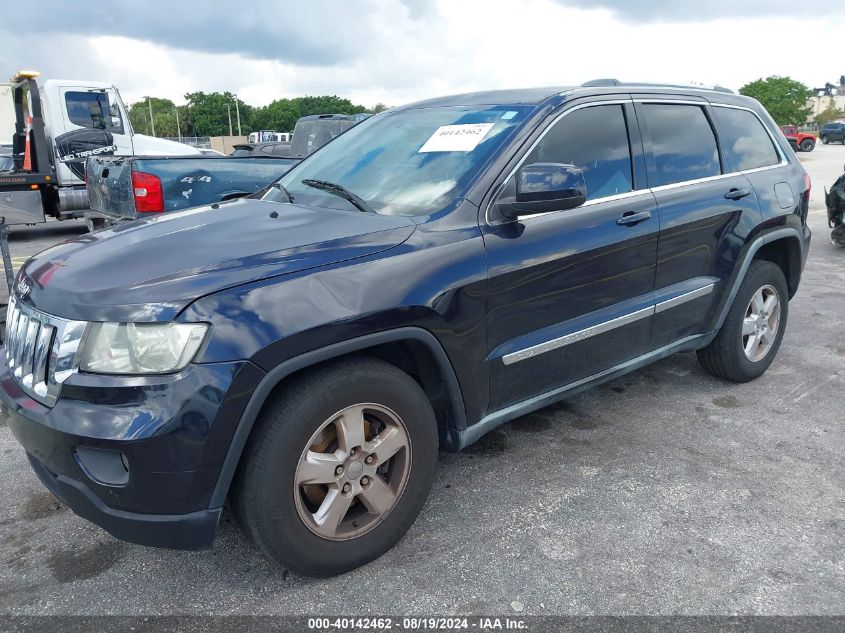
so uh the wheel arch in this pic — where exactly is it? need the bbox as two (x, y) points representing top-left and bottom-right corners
(711, 227), (805, 334)
(208, 327), (467, 508)
(753, 235), (802, 298)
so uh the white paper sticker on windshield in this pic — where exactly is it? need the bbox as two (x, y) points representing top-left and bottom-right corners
(418, 123), (495, 153)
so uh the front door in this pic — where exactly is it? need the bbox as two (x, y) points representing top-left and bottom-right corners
(56, 87), (133, 185)
(483, 100), (659, 412)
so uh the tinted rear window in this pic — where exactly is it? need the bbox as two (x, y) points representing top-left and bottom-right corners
(714, 106), (780, 171)
(642, 104), (720, 186)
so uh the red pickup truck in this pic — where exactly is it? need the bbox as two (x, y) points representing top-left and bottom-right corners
(780, 125), (816, 152)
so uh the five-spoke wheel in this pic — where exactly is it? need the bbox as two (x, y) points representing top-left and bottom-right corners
(294, 403), (411, 540)
(698, 260), (789, 382)
(741, 284), (781, 362)
(232, 357), (437, 576)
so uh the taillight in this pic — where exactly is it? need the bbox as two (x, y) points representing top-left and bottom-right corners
(131, 171), (164, 213)
(801, 173), (811, 223)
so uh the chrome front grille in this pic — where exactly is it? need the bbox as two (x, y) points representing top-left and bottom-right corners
(4, 296), (88, 407)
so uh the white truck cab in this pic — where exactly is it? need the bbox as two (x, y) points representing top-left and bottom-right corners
(39, 79), (199, 189)
(0, 73), (201, 226)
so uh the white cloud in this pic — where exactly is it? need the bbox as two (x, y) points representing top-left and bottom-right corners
(2, 0), (843, 110)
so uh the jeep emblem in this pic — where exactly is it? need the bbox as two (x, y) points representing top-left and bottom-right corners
(15, 278), (31, 298)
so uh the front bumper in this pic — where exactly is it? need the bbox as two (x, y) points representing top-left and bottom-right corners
(0, 351), (264, 550)
(25, 450), (220, 549)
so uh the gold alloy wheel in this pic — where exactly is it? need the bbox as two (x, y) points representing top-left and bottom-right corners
(293, 403), (412, 541)
(742, 284), (781, 362)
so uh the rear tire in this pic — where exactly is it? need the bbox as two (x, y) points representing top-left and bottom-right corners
(821, 136), (829, 144)
(697, 261), (788, 383)
(232, 357), (438, 577)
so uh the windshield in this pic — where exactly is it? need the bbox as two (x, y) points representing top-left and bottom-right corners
(264, 105), (534, 216)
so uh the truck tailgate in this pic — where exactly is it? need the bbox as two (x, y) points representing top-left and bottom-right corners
(86, 156), (135, 218)
(86, 155), (299, 219)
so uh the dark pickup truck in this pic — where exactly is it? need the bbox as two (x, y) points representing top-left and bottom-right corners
(86, 154), (298, 223)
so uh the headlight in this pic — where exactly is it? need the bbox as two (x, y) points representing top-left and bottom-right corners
(80, 322), (209, 374)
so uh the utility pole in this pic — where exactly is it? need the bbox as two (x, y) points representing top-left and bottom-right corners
(234, 94), (242, 136)
(175, 108), (182, 142)
(227, 103), (233, 136)
(147, 97), (156, 137)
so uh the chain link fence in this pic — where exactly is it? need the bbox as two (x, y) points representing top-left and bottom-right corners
(160, 136), (211, 149)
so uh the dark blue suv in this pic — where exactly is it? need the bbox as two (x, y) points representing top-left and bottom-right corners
(0, 81), (811, 576)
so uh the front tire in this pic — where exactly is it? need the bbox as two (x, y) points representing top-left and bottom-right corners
(821, 136), (829, 144)
(232, 357), (438, 576)
(800, 139), (815, 152)
(697, 261), (788, 383)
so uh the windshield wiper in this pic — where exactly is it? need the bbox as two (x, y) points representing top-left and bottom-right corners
(249, 180), (294, 202)
(301, 179), (373, 213)
(274, 181), (294, 203)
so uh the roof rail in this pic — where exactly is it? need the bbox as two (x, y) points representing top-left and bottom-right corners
(579, 79), (734, 94)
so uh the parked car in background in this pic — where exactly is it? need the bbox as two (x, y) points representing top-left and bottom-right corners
(85, 154), (299, 225)
(289, 113), (360, 156)
(231, 114), (364, 159)
(1, 82), (810, 577)
(230, 141), (292, 157)
(780, 125), (815, 152)
(820, 122), (845, 145)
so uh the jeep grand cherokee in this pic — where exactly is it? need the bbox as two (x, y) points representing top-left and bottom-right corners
(1, 81), (811, 576)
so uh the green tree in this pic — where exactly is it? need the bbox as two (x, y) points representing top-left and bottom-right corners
(128, 97), (185, 137)
(250, 99), (300, 132)
(370, 103), (390, 114)
(814, 104), (845, 127)
(292, 95), (368, 117)
(739, 76), (812, 126)
(183, 91), (252, 137)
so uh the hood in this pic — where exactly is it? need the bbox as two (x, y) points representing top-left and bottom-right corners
(132, 134), (202, 156)
(18, 199), (416, 321)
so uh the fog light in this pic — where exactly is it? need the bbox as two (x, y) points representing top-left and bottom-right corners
(75, 446), (129, 486)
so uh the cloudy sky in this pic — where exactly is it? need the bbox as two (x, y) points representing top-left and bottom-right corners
(2, 0), (844, 108)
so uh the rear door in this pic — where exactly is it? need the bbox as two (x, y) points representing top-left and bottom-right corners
(56, 87), (133, 185)
(711, 103), (791, 228)
(483, 99), (659, 411)
(635, 98), (762, 349)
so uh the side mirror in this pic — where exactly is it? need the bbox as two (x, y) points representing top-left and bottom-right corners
(503, 163), (587, 218)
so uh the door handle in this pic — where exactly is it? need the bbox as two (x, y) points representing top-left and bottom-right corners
(616, 210), (652, 226)
(724, 188), (751, 200)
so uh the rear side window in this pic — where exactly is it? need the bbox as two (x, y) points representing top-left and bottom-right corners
(524, 104), (633, 200)
(642, 104), (720, 186)
(714, 107), (780, 171)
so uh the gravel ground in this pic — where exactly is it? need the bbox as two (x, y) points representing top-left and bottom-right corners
(0, 145), (843, 616)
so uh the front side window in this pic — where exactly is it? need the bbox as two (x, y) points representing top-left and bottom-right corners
(522, 104), (633, 201)
(271, 105), (534, 216)
(65, 91), (124, 134)
(714, 106), (780, 171)
(642, 104), (721, 186)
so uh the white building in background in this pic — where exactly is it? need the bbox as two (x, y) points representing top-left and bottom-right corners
(807, 76), (845, 125)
